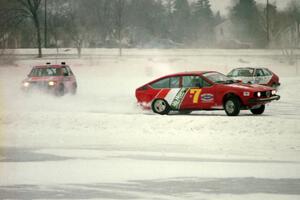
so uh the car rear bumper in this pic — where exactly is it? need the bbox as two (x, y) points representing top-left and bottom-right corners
(248, 95), (280, 103)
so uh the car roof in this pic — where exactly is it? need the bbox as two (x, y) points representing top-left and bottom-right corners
(33, 64), (68, 69)
(162, 71), (217, 77)
(147, 71), (219, 85)
(232, 67), (267, 70)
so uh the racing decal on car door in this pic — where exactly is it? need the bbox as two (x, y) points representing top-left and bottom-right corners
(170, 88), (189, 109)
(190, 89), (202, 104)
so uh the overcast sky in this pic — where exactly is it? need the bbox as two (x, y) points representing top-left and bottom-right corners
(209, 0), (294, 16)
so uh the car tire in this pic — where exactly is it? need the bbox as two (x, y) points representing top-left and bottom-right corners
(55, 84), (65, 96)
(224, 97), (241, 116)
(151, 99), (170, 115)
(250, 105), (265, 115)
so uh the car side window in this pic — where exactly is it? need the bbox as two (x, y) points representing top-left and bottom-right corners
(262, 68), (272, 76)
(182, 76), (211, 88)
(151, 78), (170, 89)
(66, 66), (74, 75)
(62, 67), (69, 76)
(255, 69), (265, 77)
(170, 76), (180, 88)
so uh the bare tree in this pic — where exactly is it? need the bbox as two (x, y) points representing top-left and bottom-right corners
(115, 0), (125, 56)
(15, 0), (42, 57)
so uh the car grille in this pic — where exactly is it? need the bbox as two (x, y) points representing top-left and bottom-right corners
(261, 91), (272, 98)
(30, 81), (49, 88)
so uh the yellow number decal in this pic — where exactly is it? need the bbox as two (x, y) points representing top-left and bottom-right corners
(190, 89), (202, 104)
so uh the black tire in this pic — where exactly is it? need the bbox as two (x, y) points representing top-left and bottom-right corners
(250, 105), (265, 115)
(151, 99), (170, 115)
(55, 84), (65, 96)
(224, 96), (241, 116)
(178, 110), (192, 115)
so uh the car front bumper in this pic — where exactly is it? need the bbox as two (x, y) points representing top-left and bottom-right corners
(248, 95), (280, 103)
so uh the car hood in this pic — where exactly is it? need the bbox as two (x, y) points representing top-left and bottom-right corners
(224, 83), (272, 92)
(25, 76), (61, 82)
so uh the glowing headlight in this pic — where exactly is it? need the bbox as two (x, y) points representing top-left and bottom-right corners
(48, 81), (55, 86)
(271, 90), (276, 95)
(23, 82), (30, 87)
(257, 92), (261, 97)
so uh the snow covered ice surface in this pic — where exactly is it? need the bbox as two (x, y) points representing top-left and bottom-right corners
(0, 49), (300, 200)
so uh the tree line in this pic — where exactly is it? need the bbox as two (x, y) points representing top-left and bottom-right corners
(0, 0), (300, 57)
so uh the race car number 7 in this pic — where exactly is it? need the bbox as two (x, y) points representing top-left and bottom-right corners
(190, 89), (202, 104)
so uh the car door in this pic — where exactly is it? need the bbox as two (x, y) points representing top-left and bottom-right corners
(179, 75), (215, 110)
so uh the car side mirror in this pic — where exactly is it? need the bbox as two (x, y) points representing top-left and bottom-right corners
(64, 72), (68, 76)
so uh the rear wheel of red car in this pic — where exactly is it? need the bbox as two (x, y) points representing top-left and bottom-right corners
(250, 105), (265, 115)
(224, 97), (240, 116)
(152, 99), (170, 115)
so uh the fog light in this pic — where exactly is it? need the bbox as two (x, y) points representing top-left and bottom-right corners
(23, 82), (30, 87)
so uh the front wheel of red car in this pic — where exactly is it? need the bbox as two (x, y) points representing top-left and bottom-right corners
(224, 97), (240, 116)
(250, 105), (265, 115)
(152, 99), (170, 115)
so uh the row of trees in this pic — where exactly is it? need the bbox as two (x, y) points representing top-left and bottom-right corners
(1, 0), (300, 57)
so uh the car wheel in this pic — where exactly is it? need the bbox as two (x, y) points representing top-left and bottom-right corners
(55, 84), (65, 96)
(250, 105), (265, 115)
(152, 99), (170, 115)
(224, 97), (240, 116)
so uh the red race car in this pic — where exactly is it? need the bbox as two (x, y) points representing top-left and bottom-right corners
(135, 71), (280, 116)
(21, 62), (77, 96)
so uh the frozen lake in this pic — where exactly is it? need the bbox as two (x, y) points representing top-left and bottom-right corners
(0, 49), (300, 199)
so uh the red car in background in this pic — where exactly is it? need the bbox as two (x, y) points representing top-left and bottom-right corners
(227, 67), (280, 88)
(21, 62), (77, 96)
(136, 71), (280, 116)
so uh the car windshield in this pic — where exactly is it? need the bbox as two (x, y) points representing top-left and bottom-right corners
(29, 67), (61, 77)
(203, 72), (236, 84)
(228, 69), (254, 77)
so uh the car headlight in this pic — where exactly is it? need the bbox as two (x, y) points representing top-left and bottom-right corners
(257, 92), (261, 97)
(48, 81), (56, 86)
(243, 91), (250, 96)
(271, 90), (276, 95)
(23, 82), (30, 87)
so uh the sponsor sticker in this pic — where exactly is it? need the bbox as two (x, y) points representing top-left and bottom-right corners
(201, 93), (214, 102)
(171, 88), (188, 109)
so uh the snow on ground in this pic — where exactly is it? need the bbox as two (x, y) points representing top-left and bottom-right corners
(0, 49), (300, 199)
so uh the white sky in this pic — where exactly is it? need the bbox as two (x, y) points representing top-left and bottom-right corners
(209, 0), (294, 16)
